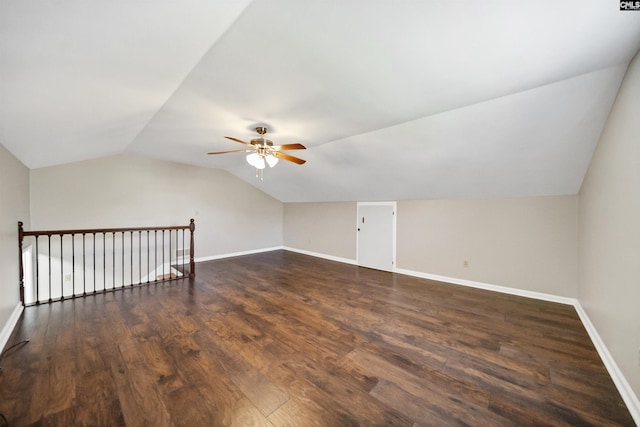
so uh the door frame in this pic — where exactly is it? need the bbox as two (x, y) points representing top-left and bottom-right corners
(356, 201), (397, 271)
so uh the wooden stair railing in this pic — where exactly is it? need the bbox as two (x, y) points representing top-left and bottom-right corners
(18, 219), (195, 305)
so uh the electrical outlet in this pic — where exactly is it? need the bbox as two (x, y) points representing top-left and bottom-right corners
(64, 274), (71, 282)
(463, 260), (469, 268)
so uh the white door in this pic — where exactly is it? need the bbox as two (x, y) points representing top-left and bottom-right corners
(357, 202), (396, 271)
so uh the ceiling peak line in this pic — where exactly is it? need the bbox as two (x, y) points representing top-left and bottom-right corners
(122, 2), (254, 155)
(311, 64), (631, 151)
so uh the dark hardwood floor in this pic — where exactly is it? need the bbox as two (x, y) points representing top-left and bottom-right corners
(0, 250), (634, 426)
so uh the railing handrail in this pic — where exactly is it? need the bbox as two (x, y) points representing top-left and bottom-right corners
(20, 223), (191, 237)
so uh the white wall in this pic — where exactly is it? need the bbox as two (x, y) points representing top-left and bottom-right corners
(283, 196), (578, 297)
(283, 202), (356, 260)
(29, 155), (283, 258)
(578, 50), (640, 398)
(0, 144), (30, 346)
(398, 196), (578, 297)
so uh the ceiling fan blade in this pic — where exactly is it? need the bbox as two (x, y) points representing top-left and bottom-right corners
(270, 143), (306, 151)
(273, 151), (306, 165)
(224, 136), (252, 146)
(207, 149), (251, 155)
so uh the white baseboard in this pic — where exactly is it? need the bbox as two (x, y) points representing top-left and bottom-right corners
(282, 246), (357, 265)
(393, 268), (577, 306)
(0, 303), (24, 352)
(195, 246), (284, 263)
(573, 302), (640, 425)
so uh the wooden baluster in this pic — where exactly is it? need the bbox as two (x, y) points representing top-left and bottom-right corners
(18, 221), (24, 306)
(189, 219), (195, 279)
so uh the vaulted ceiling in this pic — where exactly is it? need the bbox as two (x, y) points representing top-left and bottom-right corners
(1, 1), (639, 202)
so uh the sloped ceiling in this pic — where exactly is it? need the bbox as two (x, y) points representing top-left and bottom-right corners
(1, 1), (639, 202)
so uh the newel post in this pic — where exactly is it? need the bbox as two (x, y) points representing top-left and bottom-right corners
(189, 218), (195, 279)
(18, 221), (25, 306)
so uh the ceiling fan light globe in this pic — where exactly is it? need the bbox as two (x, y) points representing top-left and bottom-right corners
(246, 152), (260, 167)
(266, 155), (279, 168)
(255, 157), (266, 169)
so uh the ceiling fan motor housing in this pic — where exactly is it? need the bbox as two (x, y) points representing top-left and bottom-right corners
(251, 137), (273, 146)
(252, 127), (272, 146)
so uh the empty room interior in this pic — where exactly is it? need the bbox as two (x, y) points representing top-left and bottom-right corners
(1, 1), (640, 426)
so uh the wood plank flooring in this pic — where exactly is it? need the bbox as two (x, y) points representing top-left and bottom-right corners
(0, 250), (634, 426)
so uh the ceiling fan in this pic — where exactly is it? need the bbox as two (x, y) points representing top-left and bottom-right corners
(208, 127), (306, 175)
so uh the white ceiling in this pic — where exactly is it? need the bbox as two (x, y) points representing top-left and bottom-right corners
(1, 1), (639, 202)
